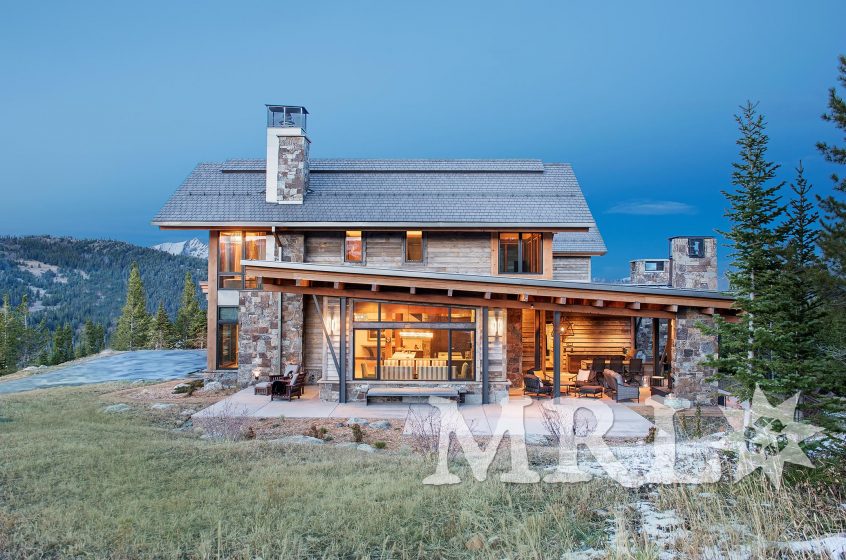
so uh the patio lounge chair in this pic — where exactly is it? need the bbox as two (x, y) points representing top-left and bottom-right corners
(523, 373), (552, 398)
(602, 369), (640, 403)
(626, 358), (643, 384)
(271, 371), (306, 401)
(608, 356), (624, 374)
(574, 368), (603, 398)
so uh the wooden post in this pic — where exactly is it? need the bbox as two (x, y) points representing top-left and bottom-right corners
(652, 317), (660, 387)
(553, 311), (561, 399)
(534, 310), (541, 370)
(482, 307), (490, 404)
(339, 297), (347, 403)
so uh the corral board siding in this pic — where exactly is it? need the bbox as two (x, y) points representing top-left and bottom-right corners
(552, 256), (590, 282)
(563, 316), (632, 373)
(305, 232), (492, 275)
(303, 298), (325, 383)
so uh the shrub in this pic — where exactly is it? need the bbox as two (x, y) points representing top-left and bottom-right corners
(373, 441), (386, 449)
(351, 424), (363, 443)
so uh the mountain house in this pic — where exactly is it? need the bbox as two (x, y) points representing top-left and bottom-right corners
(153, 105), (735, 405)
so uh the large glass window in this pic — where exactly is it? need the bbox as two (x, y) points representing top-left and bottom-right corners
(405, 231), (424, 262)
(352, 301), (476, 382)
(218, 231), (266, 289)
(217, 306), (239, 369)
(498, 233), (543, 274)
(688, 238), (705, 258)
(645, 260), (665, 272)
(345, 231), (363, 263)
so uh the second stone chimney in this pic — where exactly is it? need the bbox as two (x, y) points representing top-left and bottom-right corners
(265, 105), (309, 205)
(669, 236), (717, 290)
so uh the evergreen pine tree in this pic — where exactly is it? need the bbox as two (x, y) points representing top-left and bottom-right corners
(708, 102), (786, 399)
(112, 262), (151, 351)
(770, 163), (827, 397)
(174, 272), (204, 348)
(816, 55), (846, 358)
(148, 302), (174, 350)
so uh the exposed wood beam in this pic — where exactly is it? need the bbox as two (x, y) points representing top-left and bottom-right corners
(483, 291), (492, 300)
(371, 284), (380, 292)
(701, 307), (715, 315)
(247, 265), (734, 310)
(295, 279), (310, 287)
(592, 299), (605, 308)
(447, 288), (454, 297)
(409, 286), (416, 295)
(626, 302), (641, 310)
(664, 304), (678, 313)
(556, 297), (566, 305)
(264, 282), (676, 319)
(333, 281), (344, 290)
(520, 294), (529, 302)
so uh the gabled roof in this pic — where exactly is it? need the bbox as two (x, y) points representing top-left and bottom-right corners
(153, 159), (605, 252)
(552, 229), (607, 256)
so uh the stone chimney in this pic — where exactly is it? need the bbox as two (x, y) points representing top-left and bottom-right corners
(630, 258), (671, 286)
(669, 236), (717, 290)
(265, 105), (309, 205)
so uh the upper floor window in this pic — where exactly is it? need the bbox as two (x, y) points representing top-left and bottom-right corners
(218, 231), (266, 289)
(345, 231), (363, 263)
(645, 260), (665, 272)
(498, 233), (543, 274)
(405, 231), (424, 262)
(688, 238), (705, 258)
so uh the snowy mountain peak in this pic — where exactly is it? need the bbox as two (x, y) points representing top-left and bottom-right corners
(152, 238), (209, 259)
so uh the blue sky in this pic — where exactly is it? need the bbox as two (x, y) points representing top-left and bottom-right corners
(1, 1), (844, 283)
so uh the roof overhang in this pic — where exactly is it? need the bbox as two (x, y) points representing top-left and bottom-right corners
(155, 222), (595, 232)
(242, 261), (736, 319)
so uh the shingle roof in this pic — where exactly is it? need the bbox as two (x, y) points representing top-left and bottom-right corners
(552, 229), (607, 255)
(153, 158), (605, 253)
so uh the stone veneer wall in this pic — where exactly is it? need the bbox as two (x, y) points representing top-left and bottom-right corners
(505, 308), (523, 388)
(670, 237), (717, 290)
(671, 307), (718, 404)
(276, 136), (309, 204)
(237, 291), (281, 387)
(630, 260), (670, 286)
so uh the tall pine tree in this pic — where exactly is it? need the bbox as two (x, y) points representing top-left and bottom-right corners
(112, 262), (150, 351)
(709, 102), (786, 399)
(817, 55), (846, 359)
(148, 302), (174, 350)
(174, 271), (206, 349)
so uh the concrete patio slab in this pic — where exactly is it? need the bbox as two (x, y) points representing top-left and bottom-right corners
(194, 387), (654, 439)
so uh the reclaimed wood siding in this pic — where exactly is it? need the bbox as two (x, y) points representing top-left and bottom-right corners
(564, 316), (632, 372)
(303, 299), (325, 380)
(304, 232), (491, 274)
(552, 256), (591, 282)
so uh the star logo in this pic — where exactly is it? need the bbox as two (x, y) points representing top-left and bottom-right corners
(721, 385), (822, 487)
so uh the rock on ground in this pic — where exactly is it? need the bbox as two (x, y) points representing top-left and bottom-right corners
(369, 420), (391, 430)
(197, 381), (224, 394)
(150, 403), (174, 410)
(345, 417), (370, 426)
(102, 403), (131, 414)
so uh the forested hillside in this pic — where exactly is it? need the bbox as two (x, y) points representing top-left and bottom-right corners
(0, 236), (207, 333)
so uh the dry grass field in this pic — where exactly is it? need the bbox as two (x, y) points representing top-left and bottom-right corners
(1, 384), (844, 559)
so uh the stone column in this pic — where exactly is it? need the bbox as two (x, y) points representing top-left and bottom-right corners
(505, 308), (523, 388)
(276, 136), (309, 204)
(237, 291), (281, 387)
(277, 233), (305, 377)
(671, 307), (718, 404)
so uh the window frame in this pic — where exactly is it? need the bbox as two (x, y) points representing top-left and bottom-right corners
(498, 232), (543, 274)
(217, 231), (266, 290)
(403, 230), (425, 264)
(688, 238), (706, 259)
(351, 300), (476, 382)
(343, 230), (365, 264)
(216, 306), (239, 370)
(644, 260), (665, 272)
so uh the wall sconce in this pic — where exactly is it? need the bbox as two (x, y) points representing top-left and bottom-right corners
(622, 347), (630, 356)
(488, 310), (504, 338)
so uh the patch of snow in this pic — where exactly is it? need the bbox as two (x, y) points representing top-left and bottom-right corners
(780, 534), (846, 559)
(634, 501), (688, 559)
(152, 238), (209, 259)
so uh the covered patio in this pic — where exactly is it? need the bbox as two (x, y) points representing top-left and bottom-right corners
(241, 261), (735, 405)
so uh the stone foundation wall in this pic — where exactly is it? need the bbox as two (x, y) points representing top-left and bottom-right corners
(237, 291), (281, 387)
(671, 307), (718, 404)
